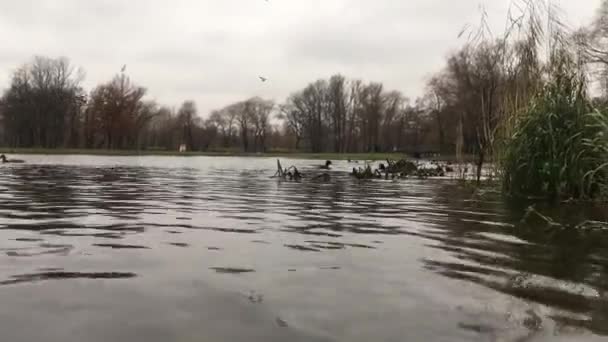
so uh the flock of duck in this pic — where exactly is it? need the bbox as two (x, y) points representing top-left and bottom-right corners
(273, 158), (456, 181)
(2, 154), (456, 182)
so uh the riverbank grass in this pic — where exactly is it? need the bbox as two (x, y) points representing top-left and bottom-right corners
(502, 53), (608, 201)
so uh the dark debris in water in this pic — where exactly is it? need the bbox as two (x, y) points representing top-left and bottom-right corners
(284, 244), (322, 252)
(6, 245), (73, 257)
(13, 238), (44, 242)
(93, 243), (150, 249)
(39, 243), (72, 249)
(285, 230), (343, 238)
(0, 272), (137, 286)
(167, 242), (189, 248)
(42, 230), (124, 239)
(211, 227), (258, 234)
(305, 240), (376, 250)
(457, 322), (496, 334)
(283, 241), (376, 252)
(210, 267), (255, 274)
(147, 223), (259, 234)
(310, 243), (343, 250)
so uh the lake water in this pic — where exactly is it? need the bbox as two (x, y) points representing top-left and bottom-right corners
(0, 155), (607, 342)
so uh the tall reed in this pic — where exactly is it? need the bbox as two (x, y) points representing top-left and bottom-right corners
(502, 50), (608, 201)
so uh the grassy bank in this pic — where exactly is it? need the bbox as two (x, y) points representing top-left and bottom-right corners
(0, 147), (473, 162)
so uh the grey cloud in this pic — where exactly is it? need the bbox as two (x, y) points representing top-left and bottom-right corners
(0, 0), (602, 116)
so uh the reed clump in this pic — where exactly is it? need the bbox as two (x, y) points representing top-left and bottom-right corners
(502, 51), (608, 201)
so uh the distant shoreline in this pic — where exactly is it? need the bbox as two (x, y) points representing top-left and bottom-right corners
(0, 148), (473, 161)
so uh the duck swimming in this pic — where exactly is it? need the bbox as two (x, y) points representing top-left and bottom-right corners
(319, 160), (333, 170)
(0, 154), (25, 163)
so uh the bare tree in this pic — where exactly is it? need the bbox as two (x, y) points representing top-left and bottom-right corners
(426, 76), (450, 152)
(177, 101), (197, 151)
(345, 79), (363, 152)
(279, 100), (306, 150)
(381, 91), (405, 152)
(86, 73), (150, 149)
(208, 111), (225, 144)
(234, 101), (251, 152)
(248, 97), (274, 152)
(143, 106), (178, 150)
(0, 56), (85, 148)
(327, 74), (348, 152)
(359, 83), (384, 152)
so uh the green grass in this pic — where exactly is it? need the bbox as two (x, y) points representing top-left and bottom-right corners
(501, 52), (608, 201)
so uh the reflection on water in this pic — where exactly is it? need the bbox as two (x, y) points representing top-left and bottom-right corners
(0, 271), (137, 286)
(0, 156), (607, 341)
(211, 267), (256, 274)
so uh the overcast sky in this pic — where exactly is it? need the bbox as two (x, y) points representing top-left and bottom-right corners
(0, 0), (601, 116)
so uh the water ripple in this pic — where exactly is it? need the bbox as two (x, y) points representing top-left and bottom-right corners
(1, 156), (607, 341)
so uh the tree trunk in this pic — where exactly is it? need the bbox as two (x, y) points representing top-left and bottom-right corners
(476, 144), (485, 185)
(241, 130), (248, 152)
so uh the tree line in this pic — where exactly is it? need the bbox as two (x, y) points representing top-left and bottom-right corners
(0, 52), (539, 156)
(0, 58), (439, 153)
(0, 58), (214, 152)
(2, 1), (608, 159)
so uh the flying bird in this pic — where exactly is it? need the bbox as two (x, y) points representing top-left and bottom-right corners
(259, 76), (268, 82)
(121, 64), (127, 73)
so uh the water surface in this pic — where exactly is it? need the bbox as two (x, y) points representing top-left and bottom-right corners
(0, 155), (607, 341)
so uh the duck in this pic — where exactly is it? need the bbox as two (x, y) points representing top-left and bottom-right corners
(0, 154), (25, 163)
(319, 160), (333, 170)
